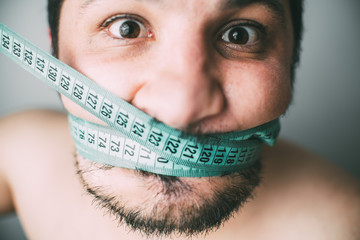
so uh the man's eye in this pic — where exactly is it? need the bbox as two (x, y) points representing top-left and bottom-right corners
(221, 26), (260, 45)
(106, 18), (150, 39)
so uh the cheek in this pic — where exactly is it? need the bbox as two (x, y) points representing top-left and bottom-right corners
(59, 50), (147, 123)
(74, 56), (145, 100)
(222, 59), (292, 124)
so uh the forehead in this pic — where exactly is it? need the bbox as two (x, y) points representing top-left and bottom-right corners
(63, 0), (290, 19)
(80, 0), (285, 9)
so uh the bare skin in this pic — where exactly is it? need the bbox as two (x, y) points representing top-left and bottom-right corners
(0, 110), (359, 240)
(1, 0), (360, 239)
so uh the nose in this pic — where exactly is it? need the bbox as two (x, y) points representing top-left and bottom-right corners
(131, 29), (225, 130)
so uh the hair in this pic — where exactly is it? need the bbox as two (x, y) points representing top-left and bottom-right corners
(47, 0), (304, 81)
(47, 0), (64, 58)
(288, 0), (304, 83)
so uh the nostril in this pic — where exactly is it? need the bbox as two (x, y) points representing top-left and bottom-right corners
(132, 89), (199, 130)
(131, 75), (225, 130)
(158, 101), (199, 130)
(132, 88), (225, 131)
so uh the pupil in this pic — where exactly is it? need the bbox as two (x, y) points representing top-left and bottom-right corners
(119, 21), (140, 38)
(229, 27), (249, 44)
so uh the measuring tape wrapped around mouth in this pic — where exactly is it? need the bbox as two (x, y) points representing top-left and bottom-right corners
(0, 22), (280, 177)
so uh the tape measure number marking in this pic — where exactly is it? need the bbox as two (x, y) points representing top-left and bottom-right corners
(0, 23), (280, 177)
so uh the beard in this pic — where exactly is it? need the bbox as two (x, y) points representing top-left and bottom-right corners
(75, 154), (262, 238)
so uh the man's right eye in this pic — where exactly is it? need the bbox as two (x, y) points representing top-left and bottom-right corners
(102, 15), (152, 40)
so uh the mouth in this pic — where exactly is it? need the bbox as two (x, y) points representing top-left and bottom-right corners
(134, 169), (197, 198)
(136, 169), (181, 183)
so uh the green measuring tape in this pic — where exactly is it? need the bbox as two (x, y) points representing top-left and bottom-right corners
(0, 22), (280, 177)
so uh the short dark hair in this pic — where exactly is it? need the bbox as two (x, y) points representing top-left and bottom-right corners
(48, 0), (304, 81)
(288, 0), (304, 83)
(48, 0), (64, 58)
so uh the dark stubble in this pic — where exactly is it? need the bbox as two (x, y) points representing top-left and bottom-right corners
(75, 156), (262, 238)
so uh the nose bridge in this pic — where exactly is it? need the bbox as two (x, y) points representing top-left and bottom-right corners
(131, 18), (225, 129)
(160, 21), (209, 79)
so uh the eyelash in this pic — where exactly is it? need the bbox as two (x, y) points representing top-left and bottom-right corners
(101, 14), (144, 28)
(100, 14), (267, 53)
(217, 20), (267, 51)
(99, 14), (154, 45)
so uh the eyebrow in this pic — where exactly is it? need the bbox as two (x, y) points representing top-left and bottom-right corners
(82, 0), (285, 22)
(82, 0), (95, 8)
(224, 0), (285, 22)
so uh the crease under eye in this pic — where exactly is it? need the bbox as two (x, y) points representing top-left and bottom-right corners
(215, 20), (268, 58)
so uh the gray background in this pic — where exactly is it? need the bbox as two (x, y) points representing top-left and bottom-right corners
(1, 0), (359, 239)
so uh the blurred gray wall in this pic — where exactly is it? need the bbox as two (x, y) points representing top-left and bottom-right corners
(0, 0), (359, 239)
(280, 1), (360, 177)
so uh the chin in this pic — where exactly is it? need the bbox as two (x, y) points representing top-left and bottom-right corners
(75, 153), (262, 237)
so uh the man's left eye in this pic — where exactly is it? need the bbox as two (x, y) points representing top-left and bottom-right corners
(106, 18), (150, 39)
(221, 26), (260, 45)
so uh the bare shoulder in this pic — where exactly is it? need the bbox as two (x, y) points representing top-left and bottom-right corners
(0, 109), (73, 182)
(0, 109), (70, 138)
(258, 139), (360, 239)
(0, 109), (69, 153)
(0, 109), (68, 131)
(0, 110), (92, 237)
(263, 139), (360, 194)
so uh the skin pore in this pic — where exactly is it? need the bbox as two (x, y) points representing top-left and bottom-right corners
(57, 0), (294, 237)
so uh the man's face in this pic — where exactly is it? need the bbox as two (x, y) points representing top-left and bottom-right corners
(57, 0), (293, 237)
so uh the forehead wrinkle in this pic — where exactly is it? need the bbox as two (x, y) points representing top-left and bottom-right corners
(81, 0), (95, 8)
(81, 0), (164, 9)
(79, 0), (286, 28)
(81, 0), (284, 17)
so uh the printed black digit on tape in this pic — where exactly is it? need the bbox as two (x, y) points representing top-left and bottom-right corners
(0, 22), (280, 177)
